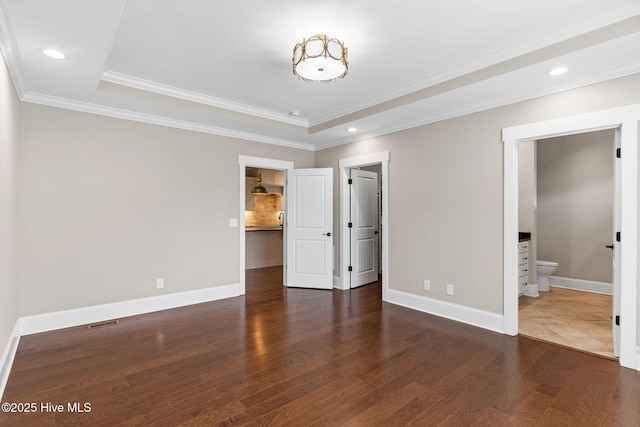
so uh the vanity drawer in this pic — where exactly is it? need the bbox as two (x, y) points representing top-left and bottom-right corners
(518, 263), (529, 277)
(518, 253), (529, 264)
(518, 241), (529, 252)
(518, 275), (528, 287)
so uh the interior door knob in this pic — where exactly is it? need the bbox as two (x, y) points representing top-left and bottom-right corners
(606, 244), (614, 250)
(323, 232), (331, 236)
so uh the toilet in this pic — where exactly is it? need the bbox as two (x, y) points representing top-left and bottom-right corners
(536, 260), (558, 292)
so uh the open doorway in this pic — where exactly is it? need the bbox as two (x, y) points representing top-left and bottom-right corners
(244, 167), (285, 271)
(517, 130), (615, 359)
(502, 104), (639, 370)
(238, 156), (293, 295)
(339, 152), (390, 299)
(348, 165), (381, 289)
(239, 156), (335, 293)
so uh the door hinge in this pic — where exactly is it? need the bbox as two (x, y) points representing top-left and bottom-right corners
(617, 148), (621, 158)
(348, 178), (353, 184)
(616, 315), (620, 326)
(616, 231), (621, 242)
(348, 266), (353, 272)
(348, 222), (353, 228)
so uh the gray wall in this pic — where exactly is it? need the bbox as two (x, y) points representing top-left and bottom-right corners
(518, 140), (536, 284)
(519, 141), (535, 234)
(17, 103), (314, 316)
(0, 54), (19, 359)
(315, 73), (640, 315)
(537, 130), (614, 283)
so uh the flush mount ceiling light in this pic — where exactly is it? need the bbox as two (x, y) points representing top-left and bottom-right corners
(547, 66), (568, 77)
(347, 127), (358, 132)
(293, 34), (348, 83)
(42, 48), (66, 60)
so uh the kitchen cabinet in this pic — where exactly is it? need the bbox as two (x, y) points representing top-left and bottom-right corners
(246, 230), (283, 269)
(245, 178), (256, 211)
(261, 169), (284, 186)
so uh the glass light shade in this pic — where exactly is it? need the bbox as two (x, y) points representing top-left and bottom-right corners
(293, 34), (348, 82)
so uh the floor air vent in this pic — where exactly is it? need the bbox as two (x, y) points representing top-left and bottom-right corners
(87, 320), (119, 329)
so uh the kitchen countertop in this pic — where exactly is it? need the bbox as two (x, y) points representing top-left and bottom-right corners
(246, 225), (284, 232)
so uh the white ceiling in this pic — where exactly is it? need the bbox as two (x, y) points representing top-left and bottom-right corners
(1, 0), (640, 150)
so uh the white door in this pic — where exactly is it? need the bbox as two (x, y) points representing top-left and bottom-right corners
(350, 169), (379, 288)
(286, 168), (333, 289)
(612, 131), (621, 357)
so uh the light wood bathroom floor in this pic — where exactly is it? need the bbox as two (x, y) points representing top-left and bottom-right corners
(519, 286), (615, 359)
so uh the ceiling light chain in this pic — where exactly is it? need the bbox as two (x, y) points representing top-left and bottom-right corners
(292, 34), (348, 83)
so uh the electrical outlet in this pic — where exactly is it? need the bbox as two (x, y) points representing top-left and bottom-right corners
(157, 278), (164, 289)
(423, 279), (430, 291)
(447, 284), (454, 295)
(229, 218), (238, 228)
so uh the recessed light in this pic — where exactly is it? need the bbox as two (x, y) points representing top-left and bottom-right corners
(42, 49), (66, 60)
(547, 66), (568, 77)
(347, 127), (358, 132)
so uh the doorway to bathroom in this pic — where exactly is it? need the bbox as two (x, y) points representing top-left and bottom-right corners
(503, 104), (640, 370)
(517, 130), (615, 359)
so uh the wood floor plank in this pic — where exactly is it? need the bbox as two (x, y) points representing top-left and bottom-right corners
(601, 366), (640, 425)
(536, 407), (573, 427)
(569, 362), (619, 426)
(549, 353), (603, 418)
(1, 266), (639, 426)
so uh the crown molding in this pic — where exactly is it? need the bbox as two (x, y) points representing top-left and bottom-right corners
(21, 91), (315, 151)
(19, 55), (640, 155)
(16, 57), (640, 154)
(312, 60), (640, 151)
(100, 70), (310, 128)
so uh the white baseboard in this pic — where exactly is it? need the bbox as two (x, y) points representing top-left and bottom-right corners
(0, 321), (21, 400)
(549, 276), (612, 295)
(246, 261), (283, 269)
(524, 283), (539, 297)
(1, 283), (241, 399)
(19, 283), (241, 336)
(386, 289), (504, 334)
(333, 275), (346, 290)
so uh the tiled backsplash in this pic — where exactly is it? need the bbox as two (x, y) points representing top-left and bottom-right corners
(245, 195), (282, 226)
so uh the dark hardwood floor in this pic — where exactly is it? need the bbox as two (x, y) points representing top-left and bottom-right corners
(2, 266), (640, 426)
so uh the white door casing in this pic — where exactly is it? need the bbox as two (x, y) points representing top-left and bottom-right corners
(613, 128), (621, 357)
(503, 104), (639, 370)
(286, 168), (333, 289)
(339, 151), (390, 299)
(239, 156), (293, 295)
(350, 169), (379, 288)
